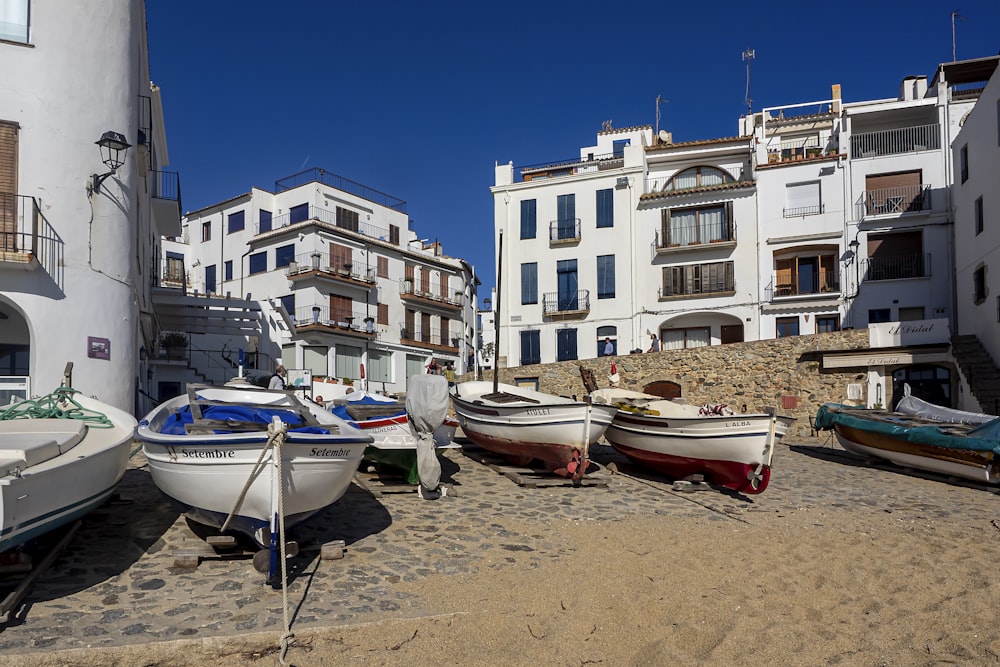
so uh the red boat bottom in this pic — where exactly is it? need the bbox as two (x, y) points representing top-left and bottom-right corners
(612, 444), (771, 494)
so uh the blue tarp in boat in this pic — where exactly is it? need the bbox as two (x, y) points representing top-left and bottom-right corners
(160, 402), (330, 435)
(814, 403), (1000, 456)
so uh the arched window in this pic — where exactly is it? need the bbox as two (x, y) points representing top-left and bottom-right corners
(663, 166), (733, 192)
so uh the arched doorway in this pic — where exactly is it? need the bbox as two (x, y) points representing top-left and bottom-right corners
(0, 301), (30, 403)
(643, 380), (682, 399)
(891, 364), (951, 409)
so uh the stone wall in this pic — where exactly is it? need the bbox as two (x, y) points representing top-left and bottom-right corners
(466, 329), (871, 438)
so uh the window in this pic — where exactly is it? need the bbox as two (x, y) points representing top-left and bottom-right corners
(389, 224), (400, 245)
(868, 308), (891, 324)
(784, 181), (822, 217)
(661, 327), (710, 349)
(597, 255), (615, 299)
(596, 189), (613, 228)
(865, 232), (924, 281)
(663, 166), (732, 192)
(335, 344), (362, 380)
(377, 256), (389, 278)
(557, 328), (578, 362)
(975, 196), (984, 235)
(259, 210), (272, 234)
(520, 199), (536, 239)
(205, 265), (217, 294)
(279, 295), (295, 320)
(816, 316), (840, 333)
(330, 243), (352, 272)
(377, 302), (388, 325)
(773, 247), (838, 295)
(331, 294), (353, 323)
(289, 203), (309, 224)
(368, 350), (391, 383)
(898, 307), (925, 321)
(303, 346), (328, 377)
(663, 262), (735, 297)
(248, 251), (267, 275)
(612, 139), (629, 157)
(557, 259), (579, 310)
(974, 266), (987, 304)
(520, 330), (540, 365)
(202, 221), (211, 242)
(661, 203), (732, 246)
(163, 252), (184, 284)
(597, 325), (617, 357)
(960, 144), (968, 183)
(556, 194), (576, 240)
(336, 207), (359, 232)
(0, 1), (29, 43)
(224, 260), (233, 281)
(776, 317), (799, 338)
(521, 262), (537, 305)
(864, 170), (924, 214)
(275, 244), (295, 268)
(227, 210), (245, 234)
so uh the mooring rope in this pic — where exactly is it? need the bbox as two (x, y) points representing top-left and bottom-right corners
(0, 387), (114, 428)
(273, 420), (294, 665)
(219, 431), (276, 535)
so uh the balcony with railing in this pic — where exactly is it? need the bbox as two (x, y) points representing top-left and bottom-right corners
(542, 290), (590, 316)
(274, 168), (407, 213)
(548, 219), (581, 244)
(861, 253), (931, 282)
(150, 170), (182, 237)
(515, 151), (624, 183)
(286, 252), (375, 286)
(855, 184), (931, 220)
(783, 203), (825, 217)
(766, 268), (840, 301)
(766, 140), (838, 166)
(850, 124), (941, 159)
(1, 192), (60, 278)
(259, 204), (392, 239)
(158, 258), (186, 289)
(399, 325), (459, 351)
(399, 278), (463, 310)
(294, 305), (377, 338)
(654, 220), (735, 254)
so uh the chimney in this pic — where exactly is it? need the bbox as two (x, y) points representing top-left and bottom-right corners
(914, 75), (928, 99)
(899, 76), (918, 101)
(831, 84), (842, 113)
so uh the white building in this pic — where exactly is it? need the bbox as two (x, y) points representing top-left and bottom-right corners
(491, 56), (998, 411)
(160, 169), (478, 398)
(0, 0), (181, 412)
(952, 61), (1000, 410)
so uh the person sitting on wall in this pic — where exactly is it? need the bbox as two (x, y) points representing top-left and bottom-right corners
(269, 365), (287, 390)
(647, 334), (660, 353)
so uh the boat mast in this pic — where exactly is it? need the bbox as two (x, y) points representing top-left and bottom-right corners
(493, 229), (503, 396)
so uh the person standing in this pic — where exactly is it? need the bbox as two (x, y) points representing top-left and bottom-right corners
(269, 365), (287, 390)
(427, 358), (440, 375)
(603, 337), (614, 356)
(444, 362), (456, 387)
(647, 333), (660, 353)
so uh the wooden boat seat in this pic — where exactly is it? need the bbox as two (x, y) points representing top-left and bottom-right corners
(343, 403), (405, 420)
(0, 419), (88, 473)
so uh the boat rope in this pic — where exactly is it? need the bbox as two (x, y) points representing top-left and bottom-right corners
(273, 421), (294, 665)
(219, 430), (276, 535)
(0, 387), (114, 428)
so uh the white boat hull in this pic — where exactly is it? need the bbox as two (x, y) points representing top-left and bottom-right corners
(450, 381), (617, 478)
(0, 393), (136, 552)
(832, 429), (999, 484)
(137, 385), (370, 546)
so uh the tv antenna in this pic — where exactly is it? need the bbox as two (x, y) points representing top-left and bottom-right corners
(655, 95), (669, 136)
(951, 10), (965, 61)
(742, 48), (755, 115)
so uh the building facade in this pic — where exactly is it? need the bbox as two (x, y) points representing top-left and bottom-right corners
(160, 168), (478, 398)
(0, 0), (181, 412)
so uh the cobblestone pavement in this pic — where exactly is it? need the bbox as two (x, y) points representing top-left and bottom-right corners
(2, 435), (998, 656)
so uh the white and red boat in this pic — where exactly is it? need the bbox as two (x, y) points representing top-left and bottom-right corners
(591, 388), (793, 494)
(450, 380), (618, 481)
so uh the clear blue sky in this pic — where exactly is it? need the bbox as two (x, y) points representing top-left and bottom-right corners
(146, 1), (1000, 303)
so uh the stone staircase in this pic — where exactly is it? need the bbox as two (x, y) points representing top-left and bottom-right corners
(950, 335), (1000, 416)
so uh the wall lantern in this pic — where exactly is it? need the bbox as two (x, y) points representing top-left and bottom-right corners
(91, 131), (131, 193)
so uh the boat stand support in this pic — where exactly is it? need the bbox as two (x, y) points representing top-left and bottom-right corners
(1, 520), (81, 622)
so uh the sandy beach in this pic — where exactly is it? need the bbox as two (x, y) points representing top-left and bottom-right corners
(4, 438), (1000, 666)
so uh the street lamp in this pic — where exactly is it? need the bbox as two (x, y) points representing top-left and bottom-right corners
(91, 131), (131, 194)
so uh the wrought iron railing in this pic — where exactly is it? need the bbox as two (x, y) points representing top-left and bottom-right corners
(274, 168), (407, 212)
(549, 219), (581, 242)
(295, 305), (376, 332)
(767, 269), (839, 300)
(861, 253), (931, 282)
(515, 151), (623, 183)
(151, 170), (182, 208)
(655, 220), (735, 248)
(263, 204), (392, 239)
(399, 325), (458, 348)
(399, 278), (463, 307)
(855, 184), (931, 219)
(542, 290), (590, 314)
(285, 252), (375, 282)
(783, 203), (825, 217)
(850, 124), (940, 159)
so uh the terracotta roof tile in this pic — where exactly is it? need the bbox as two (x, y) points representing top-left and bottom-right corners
(639, 179), (756, 202)
(645, 135), (751, 151)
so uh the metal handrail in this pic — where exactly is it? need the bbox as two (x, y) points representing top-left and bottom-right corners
(850, 123), (940, 159)
(542, 290), (590, 314)
(549, 219), (581, 242)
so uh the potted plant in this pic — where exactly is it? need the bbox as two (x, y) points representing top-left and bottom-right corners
(160, 332), (188, 360)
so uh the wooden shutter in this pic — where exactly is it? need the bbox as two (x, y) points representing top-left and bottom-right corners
(329, 294), (352, 323)
(330, 243), (352, 272)
(660, 209), (671, 245)
(0, 121), (18, 251)
(439, 273), (448, 299)
(420, 267), (430, 293)
(377, 256), (388, 278)
(378, 302), (388, 325)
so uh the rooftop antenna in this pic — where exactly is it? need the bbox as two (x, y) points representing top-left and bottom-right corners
(742, 48), (755, 115)
(951, 10), (965, 62)
(655, 95), (669, 136)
